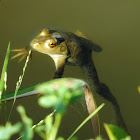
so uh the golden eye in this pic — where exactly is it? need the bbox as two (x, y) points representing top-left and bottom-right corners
(48, 40), (56, 48)
(45, 39), (57, 49)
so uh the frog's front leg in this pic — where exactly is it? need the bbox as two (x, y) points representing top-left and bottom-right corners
(11, 47), (31, 62)
(51, 55), (67, 79)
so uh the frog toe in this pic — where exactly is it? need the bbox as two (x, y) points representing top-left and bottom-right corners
(11, 48), (29, 62)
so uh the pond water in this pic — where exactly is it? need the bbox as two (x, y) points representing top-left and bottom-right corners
(0, 0), (140, 139)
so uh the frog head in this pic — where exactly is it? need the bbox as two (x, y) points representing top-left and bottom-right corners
(30, 28), (69, 70)
(30, 28), (68, 56)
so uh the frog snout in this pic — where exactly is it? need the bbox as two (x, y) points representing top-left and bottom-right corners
(30, 40), (40, 48)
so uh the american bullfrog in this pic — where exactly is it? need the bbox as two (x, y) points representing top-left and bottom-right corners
(12, 28), (128, 133)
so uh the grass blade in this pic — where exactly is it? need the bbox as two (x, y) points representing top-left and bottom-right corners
(8, 50), (31, 120)
(0, 42), (10, 104)
(2, 85), (38, 102)
(67, 103), (105, 140)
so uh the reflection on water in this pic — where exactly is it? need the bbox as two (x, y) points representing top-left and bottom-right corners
(0, 0), (140, 139)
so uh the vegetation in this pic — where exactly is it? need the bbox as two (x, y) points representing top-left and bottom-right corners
(0, 43), (131, 140)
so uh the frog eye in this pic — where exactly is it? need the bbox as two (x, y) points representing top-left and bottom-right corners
(48, 40), (56, 48)
(48, 40), (57, 48)
(45, 39), (57, 49)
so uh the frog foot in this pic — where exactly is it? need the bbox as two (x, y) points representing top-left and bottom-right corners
(11, 48), (31, 62)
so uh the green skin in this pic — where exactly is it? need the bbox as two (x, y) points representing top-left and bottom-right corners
(15, 28), (129, 133)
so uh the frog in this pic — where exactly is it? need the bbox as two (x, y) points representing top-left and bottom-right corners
(12, 28), (129, 133)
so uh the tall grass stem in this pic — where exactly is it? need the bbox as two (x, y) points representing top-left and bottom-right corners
(8, 50), (32, 121)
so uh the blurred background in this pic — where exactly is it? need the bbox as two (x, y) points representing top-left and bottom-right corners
(0, 0), (140, 139)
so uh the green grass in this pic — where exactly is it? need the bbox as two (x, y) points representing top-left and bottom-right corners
(0, 43), (131, 140)
(0, 42), (10, 105)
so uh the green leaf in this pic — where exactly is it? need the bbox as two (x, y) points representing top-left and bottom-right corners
(34, 125), (45, 132)
(68, 136), (78, 140)
(37, 78), (85, 113)
(57, 137), (65, 140)
(17, 106), (33, 140)
(95, 136), (106, 140)
(38, 95), (57, 108)
(0, 42), (10, 103)
(45, 115), (53, 137)
(2, 78), (85, 106)
(104, 123), (130, 140)
(122, 136), (131, 140)
(55, 99), (66, 113)
(69, 89), (84, 103)
(0, 122), (22, 140)
(36, 78), (85, 95)
(2, 84), (37, 101)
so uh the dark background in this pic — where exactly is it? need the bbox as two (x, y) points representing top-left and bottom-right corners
(0, 0), (140, 139)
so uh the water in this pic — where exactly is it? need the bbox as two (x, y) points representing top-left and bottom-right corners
(0, 0), (140, 139)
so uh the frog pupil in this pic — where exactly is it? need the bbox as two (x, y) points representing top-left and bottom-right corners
(50, 43), (54, 46)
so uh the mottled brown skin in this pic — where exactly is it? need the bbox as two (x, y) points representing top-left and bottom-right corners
(14, 28), (129, 133)
(30, 28), (102, 79)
